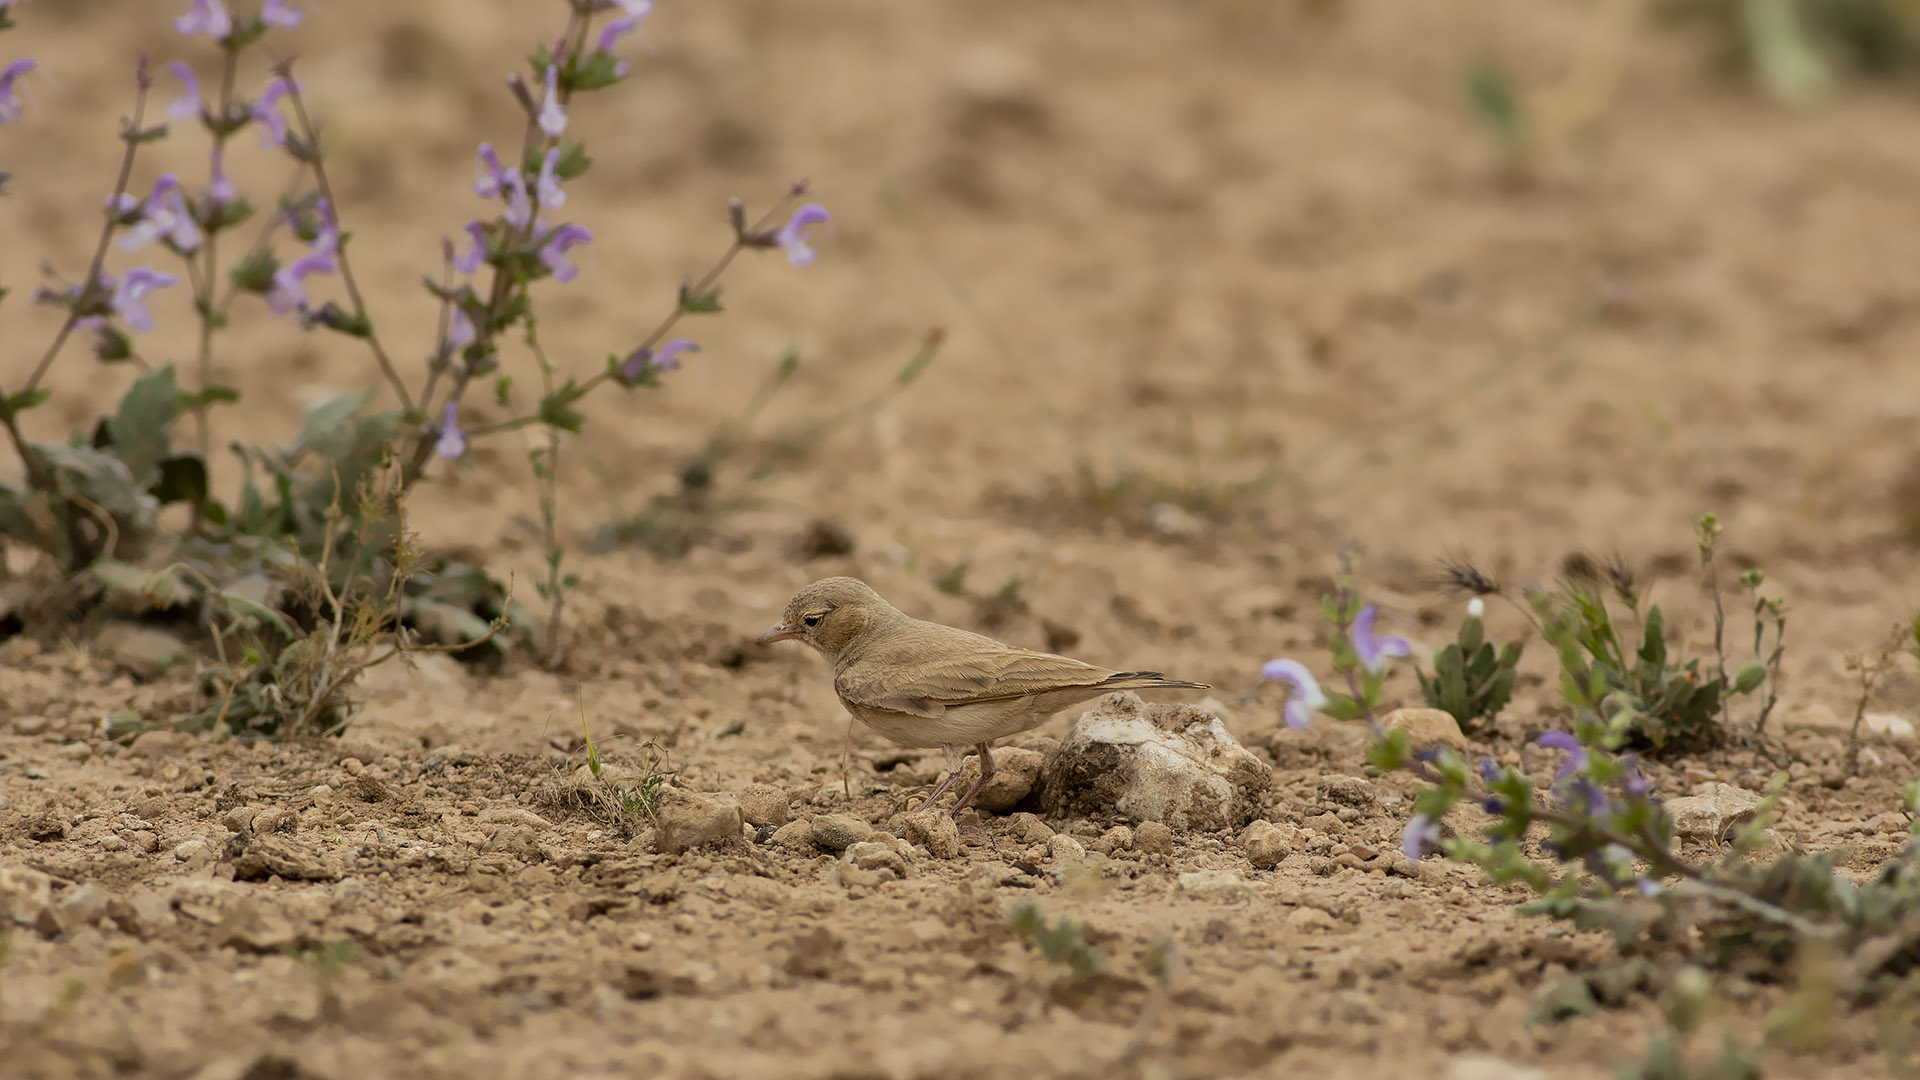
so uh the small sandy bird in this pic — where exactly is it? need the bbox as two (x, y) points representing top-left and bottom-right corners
(757, 576), (1210, 815)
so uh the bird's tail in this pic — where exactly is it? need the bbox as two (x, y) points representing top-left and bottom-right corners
(1102, 671), (1210, 691)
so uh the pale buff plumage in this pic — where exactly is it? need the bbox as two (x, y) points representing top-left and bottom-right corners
(757, 577), (1209, 814)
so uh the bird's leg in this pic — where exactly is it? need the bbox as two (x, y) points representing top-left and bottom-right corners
(917, 765), (966, 811)
(948, 742), (995, 817)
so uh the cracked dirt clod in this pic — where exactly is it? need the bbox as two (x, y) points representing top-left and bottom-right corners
(1040, 692), (1270, 830)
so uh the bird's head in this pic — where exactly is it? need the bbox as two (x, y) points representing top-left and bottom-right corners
(757, 576), (896, 660)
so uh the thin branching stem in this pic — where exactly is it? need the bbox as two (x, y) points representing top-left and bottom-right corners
(22, 69), (152, 396)
(272, 59), (417, 418)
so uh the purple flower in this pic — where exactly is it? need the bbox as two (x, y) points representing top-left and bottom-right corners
(1351, 604), (1411, 674)
(1620, 754), (1650, 799)
(448, 306), (476, 349)
(208, 148), (237, 207)
(613, 0), (654, 16)
(473, 143), (506, 199)
(165, 62), (203, 123)
(260, 0), (302, 29)
(452, 221), (488, 274)
(597, 14), (644, 75)
(537, 223), (591, 282)
(502, 169), (533, 228)
(267, 204), (338, 314)
(0, 59), (37, 125)
(1536, 730), (1588, 782)
(1260, 658), (1327, 730)
(1478, 756), (1501, 783)
(251, 76), (297, 148)
(111, 268), (179, 332)
(536, 64), (566, 137)
(1403, 813), (1442, 862)
(434, 401), (467, 461)
(535, 147), (566, 210)
(620, 337), (698, 382)
(119, 175), (202, 254)
(175, 0), (232, 40)
(774, 203), (831, 266)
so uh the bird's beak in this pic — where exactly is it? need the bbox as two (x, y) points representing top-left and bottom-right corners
(757, 621), (801, 645)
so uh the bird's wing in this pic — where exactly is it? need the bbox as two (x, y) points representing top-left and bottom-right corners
(835, 623), (1125, 717)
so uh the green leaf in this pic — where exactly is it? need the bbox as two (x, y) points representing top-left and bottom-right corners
(678, 282), (724, 314)
(0, 482), (42, 546)
(92, 325), (133, 362)
(229, 250), (279, 294)
(494, 375), (513, 408)
(177, 385), (240, 411)
(150, 454), (208, 505)
(0, 388), (50, 417)
(293, 389), (373, 459)
(1462, 60), (1524, 153)
(1744, 0), (1831, 106)
(536, 379), (587, 435)
(553, 139), (592, 179)
(105, 365), (182, 486)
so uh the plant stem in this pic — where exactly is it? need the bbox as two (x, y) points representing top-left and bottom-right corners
(23, 72), (152, 395)
(524, 317), (569, 667)
(273, 60), (417, 419)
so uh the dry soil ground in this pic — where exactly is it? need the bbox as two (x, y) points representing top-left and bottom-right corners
(4, 1), (1920, 1078)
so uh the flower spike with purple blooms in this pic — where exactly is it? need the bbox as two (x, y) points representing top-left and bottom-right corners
(537, 64), (567, 137)
(0, 58), (37, 125)
(175, 0), (233, 41)
(1260, 658), (1328, 730)
(111, 268), (180, 332)
(538, 224), (591, 282)
(1351, 604), (1411, 674)
(775, 203), (832, 266)
(259, 0), (302, 29)
(433, 402), (467, 461)
(620, 337), (698, 383)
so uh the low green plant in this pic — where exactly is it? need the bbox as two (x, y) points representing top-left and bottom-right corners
(1266, 530), (1920, 1055)
(575, 701), (668, 834)
(1416, 599), (1522, 734)
(1008, 903), (1105, 986)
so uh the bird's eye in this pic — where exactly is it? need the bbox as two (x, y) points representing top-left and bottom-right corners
(803, 613), (823, 627)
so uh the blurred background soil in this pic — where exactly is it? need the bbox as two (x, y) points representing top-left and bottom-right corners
(4, 1), (1920, 1077)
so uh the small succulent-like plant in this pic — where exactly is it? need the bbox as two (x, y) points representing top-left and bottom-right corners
(1416, 598), (1521, 734)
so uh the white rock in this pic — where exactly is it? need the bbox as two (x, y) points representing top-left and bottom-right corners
(0, 866), (54, 927)
(1176, 870), (1250, 900)
(1445, 1055), (1548, 1080)
(1665, 783), (1766, 843)
(949, 747), (1045, 814)
(1040, 693), (1270, 830)
(1382, 707), (1469, 752)
(903, 812), (961, 860)
(651, 791), (743, 855)
(1863, 713), (1917, 744)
